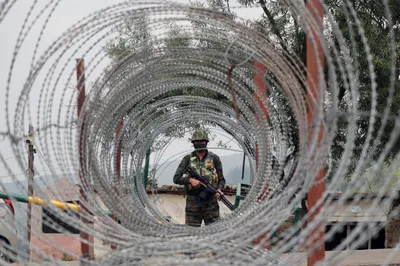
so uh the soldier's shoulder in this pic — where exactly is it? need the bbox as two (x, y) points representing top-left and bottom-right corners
(208, 151), (221, 160)
(181, 154), (191, 161)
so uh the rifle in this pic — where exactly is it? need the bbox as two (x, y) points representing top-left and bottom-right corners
(186, 166), (235, 211)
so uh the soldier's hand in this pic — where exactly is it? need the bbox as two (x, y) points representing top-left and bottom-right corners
(215, 189), (224, 200)
(189, 178), (201, 188)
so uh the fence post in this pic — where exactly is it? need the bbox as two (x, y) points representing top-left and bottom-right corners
(111, 119), (123, 250)
(76, 58), (95, 264)
(305, 0), (326, 265)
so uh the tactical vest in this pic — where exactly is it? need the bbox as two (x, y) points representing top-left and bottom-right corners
(189, 152), (219, 188)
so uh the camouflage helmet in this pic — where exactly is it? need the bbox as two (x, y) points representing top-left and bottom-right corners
(190, 129), (209, 142)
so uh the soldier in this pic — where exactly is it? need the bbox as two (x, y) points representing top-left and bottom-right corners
(173, 129), (226, 227)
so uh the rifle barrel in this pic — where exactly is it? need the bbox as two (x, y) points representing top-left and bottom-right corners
(221, 196), (235, 211)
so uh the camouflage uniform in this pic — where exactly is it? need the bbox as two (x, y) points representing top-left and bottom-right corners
(173, 130), (226, 227)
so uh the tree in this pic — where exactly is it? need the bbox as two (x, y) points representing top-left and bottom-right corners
(99, 0), (249, 153)
(98, 0), (400, 186)
(323, 0), (400, 179)
(237, 0), (400, 179)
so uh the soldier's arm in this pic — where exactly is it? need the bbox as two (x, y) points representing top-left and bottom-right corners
(173, 155), (191, 185)
(214, 155), (226, 190)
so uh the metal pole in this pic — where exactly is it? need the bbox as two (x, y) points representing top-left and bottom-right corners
(305, 0), (325, 265)
(143, 148), (151, 189)
(241, 153), (246, 180)
(254, 61), (269, 199)
(115, 120), (123, 184)
(0, 191), (111, 216)
(0, 192), (29, 203)
(76, 58), (94, 263)
(253, 61), (269, 170)
(26, 124), (35, 262)
(111, 119), (123, 250)
(253, 61), (272, 249)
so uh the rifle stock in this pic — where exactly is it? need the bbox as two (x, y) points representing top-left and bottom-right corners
(187, 167), (235, 211)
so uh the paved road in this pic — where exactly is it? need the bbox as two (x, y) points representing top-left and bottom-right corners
(13, 262), (79, 266)
(282, 248), (400, 266)
(11, 248), (400, 266)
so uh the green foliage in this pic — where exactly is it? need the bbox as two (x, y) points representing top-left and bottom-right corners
(101, 0), (399, 173)
(101, 1), (238, 150)
(146, 172), (158, 190)
(105, 16), (152, 61)
(61, 253), (73, 261)
(238, 0), (400, 176)
(164, 22), (192, 48)
(345, 163), (400, 192)
(325, 0), (400, 174)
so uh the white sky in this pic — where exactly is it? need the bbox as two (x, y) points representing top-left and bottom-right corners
(0, 1), (263, 184)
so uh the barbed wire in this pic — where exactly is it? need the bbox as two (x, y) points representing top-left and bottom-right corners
(0, 0), (399, 265)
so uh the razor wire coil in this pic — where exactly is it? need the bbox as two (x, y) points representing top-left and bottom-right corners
(0, 0), (399, 265)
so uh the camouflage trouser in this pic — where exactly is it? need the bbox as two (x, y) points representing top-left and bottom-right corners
(185, 195), (220, 227)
